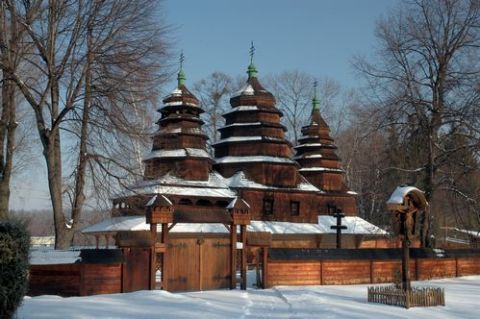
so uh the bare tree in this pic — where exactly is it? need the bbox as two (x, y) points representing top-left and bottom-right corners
(193, 72), (233, 144)
(265, 71), (341, 144)
(65, 0), (168, 245)
(0, 0), (169, 248)
(354, 0), (480, 246)
(264, 71), (313, 144)
(0, 0), (28, 219)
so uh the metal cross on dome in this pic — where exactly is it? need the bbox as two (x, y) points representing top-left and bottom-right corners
(179, 51), (185, 69)
(249, 41), (255, 64)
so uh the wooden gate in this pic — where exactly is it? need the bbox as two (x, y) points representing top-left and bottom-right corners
(122, 248), (151, 292)
(165, 236), (231, 292)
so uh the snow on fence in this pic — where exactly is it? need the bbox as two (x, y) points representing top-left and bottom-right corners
(367, 286), (445, 308)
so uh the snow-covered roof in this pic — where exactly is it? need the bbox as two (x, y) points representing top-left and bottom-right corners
(386, 186), (428, 210)
(143, 148), (210, 161)
(299, 167), (344, 173)
(221, 122), (262, 129)
(226, 171), (321, 193)
(215, 156), (295, 164)
(160, 101), (198, 108)
(294, 154), (323, 160)
(213, 136), (285, 145)
(153, 127), (204, 136)
(146, 194), (173, 207)
(83, 216), (149, 233)
(115, 171), (236, 199)
(226, 197), (251, 209)
(169, 88), (182, 96)
(82, 216), (386, 236)
(30, 236), (55, 247)
(294, 143), (324, 148)
(30, 248), (81, 265)
(317, 216), (387, 235)
(223, 106), (259, 116)
(295, 143), (335, 149)
(214, 136), (262, 143)
(233, 83), (255, 97)
(453, 228), (480, 238)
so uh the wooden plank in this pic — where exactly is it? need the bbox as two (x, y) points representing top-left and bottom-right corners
(28, 264), (82, 297)
(416, 258), (456, 280)
(202, 238), (230, 290)
(165, 238), (199, 292)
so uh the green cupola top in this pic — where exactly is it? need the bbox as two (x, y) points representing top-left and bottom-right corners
(247, 41), (258, 79)
(312, 80), (320, 111)
(177, 51), (186, 86)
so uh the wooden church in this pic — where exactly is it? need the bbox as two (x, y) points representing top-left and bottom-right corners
(83, 50), (385, 292)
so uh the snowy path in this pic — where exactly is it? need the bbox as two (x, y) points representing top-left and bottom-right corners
(17, 276), (480, 318)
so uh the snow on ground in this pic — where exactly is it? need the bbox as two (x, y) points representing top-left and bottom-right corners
(17, 276), (480, 318)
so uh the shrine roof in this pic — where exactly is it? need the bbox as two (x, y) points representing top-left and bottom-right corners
(386, 186), (427, 207)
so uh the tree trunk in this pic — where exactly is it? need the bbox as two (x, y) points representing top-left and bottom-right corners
(70, 25), (93, 245)
(0, 79), (16, 219)
(45, 138), (73, 249)
(0, 3), (18, 220)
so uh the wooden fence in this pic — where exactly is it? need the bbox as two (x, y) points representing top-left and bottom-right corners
(368, 286), (445, 308)
(266, 249), (480, 287)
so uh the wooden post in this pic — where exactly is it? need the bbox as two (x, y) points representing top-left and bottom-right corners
(161, 223), (168, 291)
(230, 224), (237, 289)
(199, 238), (203, 291)
(150, 223), (157, 290)
(105, 234), (109, 249)
(370, 260), (374, 284)
(240, 224), (247, 290)
(95, 235), (99, 249)
(262, 247), (268, 289)
(455, 257), (459, 277)
(400, 212), (411, 309)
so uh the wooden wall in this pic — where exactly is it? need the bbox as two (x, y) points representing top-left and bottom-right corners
(80, 264), (122, 296)
(29, 263), (122, 297)
(29, 264), (81, 297)
(266, 256), (480, 288)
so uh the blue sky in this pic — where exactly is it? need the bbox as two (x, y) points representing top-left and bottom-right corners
(10, 0), (396, 210)
(163, 0), (394, 89)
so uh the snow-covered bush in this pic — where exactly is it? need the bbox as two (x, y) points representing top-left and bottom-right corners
(0, 220), (30, 319)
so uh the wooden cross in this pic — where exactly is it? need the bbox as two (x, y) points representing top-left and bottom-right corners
(330, 208), (347, 249)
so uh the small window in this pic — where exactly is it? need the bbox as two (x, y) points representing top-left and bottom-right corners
(263, 198), (274, 215)
(290, 201), (300, 216)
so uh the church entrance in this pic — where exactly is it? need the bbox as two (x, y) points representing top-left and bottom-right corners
(164, 236), (231, 292)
